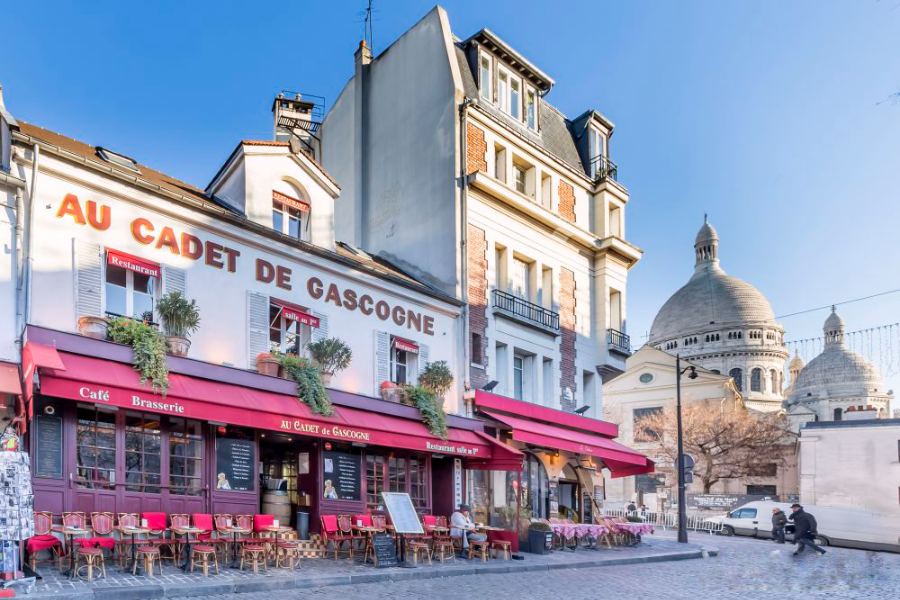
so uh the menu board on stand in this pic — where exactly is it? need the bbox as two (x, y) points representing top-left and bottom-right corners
(215, 438), (255, 491)
(380, 492), (424, 534)
(322, 450), (361, 501)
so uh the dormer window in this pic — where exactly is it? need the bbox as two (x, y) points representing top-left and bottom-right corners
(479, 54), (492, 101)
(525, 88), (537, 130)
(272, 189), (310, 242)
(97, 147), (140, 173)
(510, 78), (521, 120)
(497, 66), (522, 121)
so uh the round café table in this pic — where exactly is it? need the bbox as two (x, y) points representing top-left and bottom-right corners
(262, 525), (294, 565)
(117, 526), (149, 573)
(223, 526), (252, 568)
(53, 526), (90, 579)
(173, 526), (207, 572)
(355, 526), (383, 564)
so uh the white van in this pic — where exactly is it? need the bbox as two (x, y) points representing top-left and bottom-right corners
(711, 500), (900, 553)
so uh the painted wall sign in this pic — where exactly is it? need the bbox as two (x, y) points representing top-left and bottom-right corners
(272, 190), (310, 213)
(215, 438), (255, 491)
(34, 414), (63, 479)
(322, 449), (361, 501)
(106, 249), (160, 278)
(55, 193), (436, 335)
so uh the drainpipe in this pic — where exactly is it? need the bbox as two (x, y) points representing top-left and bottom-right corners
(23, 143), (39, 330)
(2, 173), (27, 351)
(458, 98), (474, 417)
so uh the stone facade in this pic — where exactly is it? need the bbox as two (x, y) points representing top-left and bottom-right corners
(467, 224), (489, 389)
(559, 267), (577, 410)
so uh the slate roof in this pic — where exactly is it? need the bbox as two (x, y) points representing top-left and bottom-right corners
(454, 44), (588, 179)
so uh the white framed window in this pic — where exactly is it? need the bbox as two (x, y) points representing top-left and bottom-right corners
(513, 355), (524, 400)
(525, 87), (537, 130)
(497, 66), (522, 120)
(589, 128), (606, 177)
(390, 337), (419, 385)
(268, 301), (313, 355)
(479, 53), (492, 101)
(510, 77), (521, 120)
(513, 164), (527, 194)
(512, 258), (531, 301)
(498, 69), (509, 114)
(272, 190), (310, 242)
(105, 264), (156, 320)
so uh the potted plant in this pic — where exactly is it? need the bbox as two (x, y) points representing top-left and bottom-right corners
(155, 292), (201, 357)
(380, 380), (402, 403)
(275, 352), (334, 416)
(401, 385), (448, 439)
(77, 315), (108, 339)
(107, 316), (169, 394)
(528, 521), (554, 555)
(256, 352), (280, 377)
(418, 361), (453, 406)
(306, 337), (352, 387)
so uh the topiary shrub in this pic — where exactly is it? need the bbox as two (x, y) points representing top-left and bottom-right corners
(418, 361), (454, 399)
(107, 316), (169, 394)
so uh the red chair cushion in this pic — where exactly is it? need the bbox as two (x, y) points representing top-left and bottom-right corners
(192, 545), (216, 552)
(77, 547), (103, 555)
(94, 537), (117, 549)
(354, 514), (373, 527)
(193, 513), (214, 540)
(277, 541), (299, 548)
(321, 515), (338, 533)
(243, 544), (266, 551)
(254, 514), (274, 532)
(26, 537), (61, 552)
(136, 546), (159, 553)
(142, 512), (167, 531)
(74, 538), (97, 548)
(423, 515), (437, 527)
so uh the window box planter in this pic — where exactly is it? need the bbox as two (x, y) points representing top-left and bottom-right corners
(77, 316), (108, 340)
(256, 353), (280, 377)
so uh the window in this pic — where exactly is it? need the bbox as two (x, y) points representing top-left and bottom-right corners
(479, 54), (492, 101)
(770, 370), (779, 393)
(512, 258), (531, 300)
(609, 290), (622, 331)
(731, 508), (758, 518)
(471, 332), (483, 365)
(498, 70), (509, 113)
(390, 338), (418, 385)
(834, 408), (843, 421)
(513, 355), (524, 400)
(635, 473), (664, 494)
(269, 301), (313, 355)
(509, 77), (521, 120)
(730, 368), (743, 392)
(97, 147), (140, 173)
(750, 463), (778, 477)
(169, 418), (203, 496)
(633, 407), (663, 442)
(494, 144), (507, 182)
(525, 87), (537, 129)
(513, 164), (527, 194)
(75, 407), (116, 489)
(366, 452), (429, 512)
(542, 358), (553, 406)
(582, 371), (596, 410)
(751, 368), (762, 392)
(408, 457), (427, 509)
(366, 454), (387, 510)
(272, 198), (309, 242)
(746, 485), (776, 496)
(125, 412), (161, 494)
(105, 263), (156, 320)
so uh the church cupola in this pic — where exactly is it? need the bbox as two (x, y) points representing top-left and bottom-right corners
(823, 306), (845, 346)
(694, 215), (719, 271)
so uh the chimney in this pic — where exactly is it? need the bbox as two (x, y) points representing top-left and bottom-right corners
(354, 39), (373, 68)
(272, 93), (318, 158)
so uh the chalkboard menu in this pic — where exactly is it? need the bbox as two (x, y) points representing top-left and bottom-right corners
(582, 491), (594, 524)
(215, 438), (255, 491)
(35, 414), (63, 478)
(381, 492), (424, 534)
(371, 532), (398, 568)
(322, 450), (361, 501)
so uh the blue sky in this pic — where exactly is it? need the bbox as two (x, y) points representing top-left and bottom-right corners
(4, 1), (899, 393)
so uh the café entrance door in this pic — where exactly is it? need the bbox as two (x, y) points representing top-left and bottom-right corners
(259, 433), (316, 527)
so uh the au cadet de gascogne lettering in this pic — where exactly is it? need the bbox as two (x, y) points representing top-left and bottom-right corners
(56, 193), (435, 335)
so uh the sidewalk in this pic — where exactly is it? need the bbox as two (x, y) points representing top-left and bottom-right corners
(17, 537), (718, 599)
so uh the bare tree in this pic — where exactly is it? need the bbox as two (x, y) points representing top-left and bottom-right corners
(635, 400), (795, 494)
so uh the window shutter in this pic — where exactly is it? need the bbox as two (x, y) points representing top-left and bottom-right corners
(417, 343), (430, 381)
(375, 331), (390, 392)
(247, 291), (269, 369)
(161, 265), (187, 297)
(311, 311), (328, 343)
(74, 239), (103, 319)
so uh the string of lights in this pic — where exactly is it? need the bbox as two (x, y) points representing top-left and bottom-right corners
(785, 322), (900, 377)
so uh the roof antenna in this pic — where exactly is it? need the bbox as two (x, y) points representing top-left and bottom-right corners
(703, 212), (708, 223)
(364, 0), (375, 53)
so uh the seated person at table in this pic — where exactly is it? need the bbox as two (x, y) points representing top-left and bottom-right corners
(450, 504), (486, 550)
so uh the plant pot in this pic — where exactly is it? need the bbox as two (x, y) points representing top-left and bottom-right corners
(381, 387), (403, 403)
(77, 316), (108, 340)
(320, 371), (333, 387)
(528, 529), (553, 554)
(256, 354), (280, 377)
(165, 336), (191, 357)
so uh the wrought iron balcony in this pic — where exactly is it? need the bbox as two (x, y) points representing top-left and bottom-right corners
(606, 328), (631, 354)
(492, 289), (559, 333)
(589, 154), (618, 182)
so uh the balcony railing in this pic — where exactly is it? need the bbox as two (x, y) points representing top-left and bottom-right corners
(607, 328), (631, 354)
(492, 289), (560, 332)
(589, 154), (618, 182)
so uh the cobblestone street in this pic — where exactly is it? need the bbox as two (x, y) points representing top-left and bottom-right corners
(187, 533), (900, 600)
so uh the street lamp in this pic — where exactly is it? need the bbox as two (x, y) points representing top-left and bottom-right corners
(675, 354), (697, 544)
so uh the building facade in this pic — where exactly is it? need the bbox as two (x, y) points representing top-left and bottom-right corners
(317, 7), (650, 531)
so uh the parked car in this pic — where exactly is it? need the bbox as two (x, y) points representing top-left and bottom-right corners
(706, 500), (900, 553)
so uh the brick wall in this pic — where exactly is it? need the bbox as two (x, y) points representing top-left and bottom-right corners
(468, 224), (489, 389)
(558, 180), (576, 223)
(559, 268), (577, 411)
(467, 123), (488, 175)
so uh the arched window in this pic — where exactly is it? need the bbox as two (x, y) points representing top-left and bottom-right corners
(729, 368), (743, 392)
(833, 408), (843, 421)
(751, 368), (762, 392)
(770, 370), (778, 393)
(521, 453), (549, 520)
(272, 180), (311, 242)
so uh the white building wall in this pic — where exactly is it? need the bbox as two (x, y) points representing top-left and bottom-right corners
(0, 181), (18, 362)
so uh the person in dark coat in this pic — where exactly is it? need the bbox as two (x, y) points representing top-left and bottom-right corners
(771, 508), (788, 544)
(789, 504), (826, 556)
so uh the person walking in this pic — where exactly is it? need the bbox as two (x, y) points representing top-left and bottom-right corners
(771, 507), (787, 544)
(788, 503), (826, 556)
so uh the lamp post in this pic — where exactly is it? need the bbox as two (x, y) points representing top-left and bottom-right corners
(675, 354), (697, 544)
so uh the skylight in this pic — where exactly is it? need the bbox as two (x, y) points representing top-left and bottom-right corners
(96, 147), (140, 173)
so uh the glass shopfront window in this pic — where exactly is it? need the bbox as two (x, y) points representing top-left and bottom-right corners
(170, 418), (203, 496)
(75, 407), (116, 489)
(125, 413), (162, 494)
(366, 451), (429, 512)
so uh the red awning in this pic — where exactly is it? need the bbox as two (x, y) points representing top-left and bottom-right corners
(392, 337), (419, 354)
(37, 352), (495, 460)
(273, 190), (310, 213)
(271, 298), (320, 328)
(480, 410), (654, 478)
(465, 432), (524, 472)
(107, 249), (161, 279)
(0, 362), (21, 396)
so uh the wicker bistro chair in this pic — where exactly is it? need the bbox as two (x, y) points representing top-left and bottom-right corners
(371, 514), (394, 539)
(320, 515), (355, 560)
(337, 515), (365, 552)
(169, 513), (191, 564)
(115, 513), (140, 568)
(214, 514), (234, 560)
(88, 512), (117, 557)
(141, 512), (174, 562)
(27, 511), (64, 571)
(192, 514), (225, 556)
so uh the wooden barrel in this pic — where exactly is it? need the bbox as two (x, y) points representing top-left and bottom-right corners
(261, 490), (292, 524)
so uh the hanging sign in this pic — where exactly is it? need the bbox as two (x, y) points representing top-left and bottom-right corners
(273, 299), (320, 328)
(273, 190), (310, 213)
(393, 337), (419, 354)
(107, 249), (160, 278)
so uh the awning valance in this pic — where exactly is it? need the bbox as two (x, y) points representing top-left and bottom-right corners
(272, 190), (310, 213)
(271, 298), (320, 328)
(107, 249), (160, 279)
(392, 337), (419, 354)
(37, 352), (498, 461)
